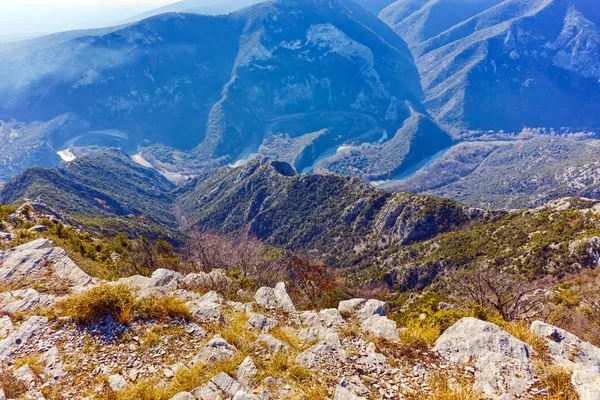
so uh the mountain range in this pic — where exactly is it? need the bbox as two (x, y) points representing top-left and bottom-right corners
(379, 0), (600, 135)
(0, 0), (449, 183)
(3, 149), (600, 291)
(1, 0), (600, 208)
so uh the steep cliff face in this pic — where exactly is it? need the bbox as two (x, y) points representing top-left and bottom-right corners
(380, 0), (600, 134)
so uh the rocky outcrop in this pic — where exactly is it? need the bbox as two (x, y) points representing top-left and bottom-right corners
(434, 318), (537, 399)
(254, 282), (296, 313)
(338, 298), (386, 321)
(0, 316), (47, 361)
(2, 237), (600, 399)
(0, 238), (95, 291)
(192, 335), (237, 365)
(531, 320), (600, 372)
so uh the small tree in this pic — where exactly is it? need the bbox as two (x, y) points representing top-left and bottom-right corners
(289, 259), (335, 309)
(446, 262), (542, 321)
(182, 231), (233, 273)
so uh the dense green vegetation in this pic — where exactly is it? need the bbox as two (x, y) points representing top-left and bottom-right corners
(0, 150), (177, 230)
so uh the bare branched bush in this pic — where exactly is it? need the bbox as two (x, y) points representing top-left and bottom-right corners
(182, 230), (289, 286)
(446, 263), (545, 321)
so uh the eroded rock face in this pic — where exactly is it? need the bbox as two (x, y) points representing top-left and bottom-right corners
(434, 318), (536, 399)
(532, 320), (600, 373)
(192, 335), (237, 365)
(338, 298), (386, 321)
(572, 370), (600, 400)
(254, 282), (296, 313)
(0, 316), (47, 362)
(0, 238), (94, 290)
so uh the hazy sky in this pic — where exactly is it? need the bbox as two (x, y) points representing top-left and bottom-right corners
(4, 0), (174, 7)
(0, 0), (178, 40)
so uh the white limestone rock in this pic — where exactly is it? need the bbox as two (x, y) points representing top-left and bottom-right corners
(338, 298), (385, 321)
(531, 320), (600, 372)
(0, 315), (13, 339)
(572, 370), (600, 400)
(40, 346), (66, 385)
(108, 374), (128, 392)
(361, 315), (399, 342)
(245, 314), (278, 332)
(147, 268), (182, 289)
(0, 239), (94, 290)
(236, 356), (257, 386)
(192, 335), (237, 365)
(0, 316), (47, 362)
(255, 334), (289, 353)
(434, 318), (536, 399)
(255, 282), (296, 313)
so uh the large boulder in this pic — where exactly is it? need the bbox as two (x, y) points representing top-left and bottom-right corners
(572, 370), (600, 400)
(192, 335), (237, 365)
(338, 299), (385, 321)
(531, 321), (600, 373)
(434, 318), (536, 399)
(147, 269), (182, 289)
(254, 282), (296, 313)
(186, 291), (225, 323)
(361, 315), (399, 342)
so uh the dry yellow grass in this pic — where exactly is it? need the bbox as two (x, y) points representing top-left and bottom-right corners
(55, 284), (191, 325)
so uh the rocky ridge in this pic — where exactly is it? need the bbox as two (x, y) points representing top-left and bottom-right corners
(0, 238), (598, 399)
